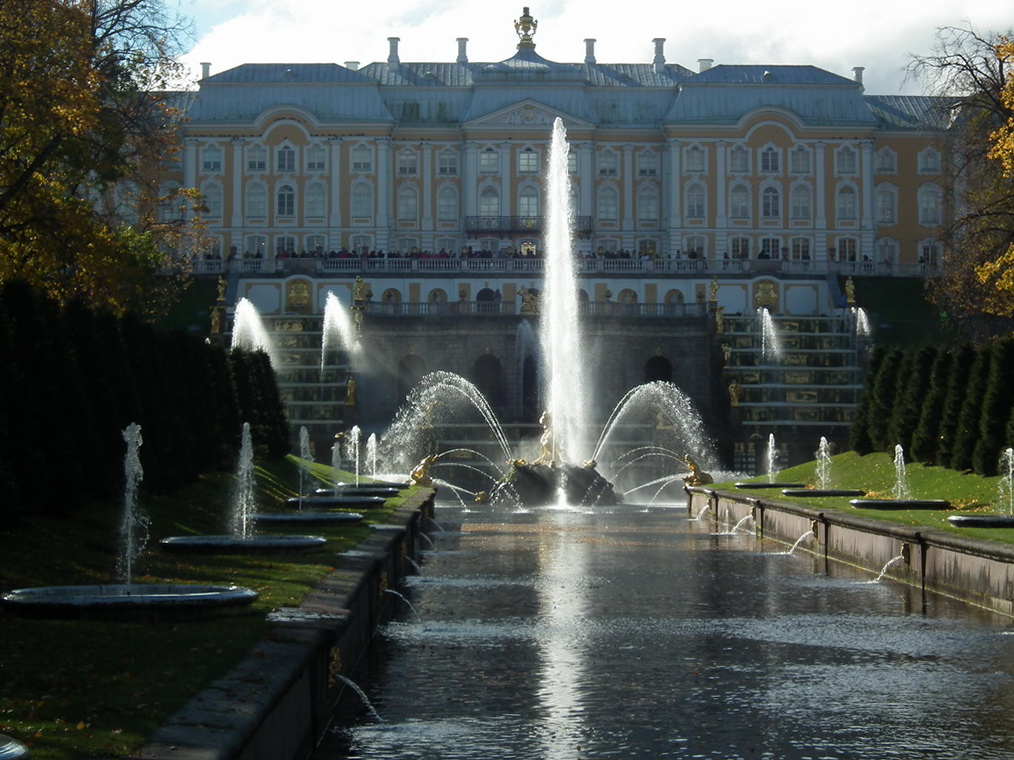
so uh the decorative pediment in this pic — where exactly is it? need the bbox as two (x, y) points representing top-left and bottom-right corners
(465, 99), (593, 131)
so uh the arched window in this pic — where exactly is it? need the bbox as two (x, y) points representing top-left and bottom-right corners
(246, 144), (266, 172)
(729, 145), (749, 173)
(637, 186), (659, 222)
(351, 145), (372, 172)
(305, 144), (326, 172)
(918, 184), (942, 225)
(396, 185), (418, 222)
(158, 181), (181, 222)
(685, 183), (706, 219)
(790, 185), (811, 221)
(276, 183), (295, 217)
(730, 184), (750, 219)
(245, 182), (267, 218)
(437, 186), (458, 222)
(875, 184), (896, 224)
(351, 182), (372, 218)
(760, 146), (780, 173)
(305, 182), (326, 218)
(836, 186), (858, 221)
(519, 186), (539, 218)
(276, 145), (296, 173)
(201, 182), (222, 219)
(479, 186), (499, 217)
(761, 186), (780, 219)
(598, 186), (618, 221)
(790, 145), (811, 174)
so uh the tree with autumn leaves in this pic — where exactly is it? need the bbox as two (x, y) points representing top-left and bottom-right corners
(908, 28), (1014, 339)
(0, 0), (204, 318)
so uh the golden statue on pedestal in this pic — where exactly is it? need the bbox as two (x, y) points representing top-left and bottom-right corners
(681, 456), (713, 486)
(409, 454), (441, 487)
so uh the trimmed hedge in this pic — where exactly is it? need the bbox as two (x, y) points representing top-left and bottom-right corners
(0, 281), (289, 522)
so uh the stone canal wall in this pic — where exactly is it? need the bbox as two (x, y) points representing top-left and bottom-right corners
(687, 487), (1014, 617)
(135, 489), (436, 760)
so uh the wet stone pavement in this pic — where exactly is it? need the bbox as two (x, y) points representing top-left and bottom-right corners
(314, 502), (1014, 759)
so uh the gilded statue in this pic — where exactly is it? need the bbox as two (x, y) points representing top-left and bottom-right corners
(518, 286), (540, 315)
(728, 380), (741, 407)
(681, 456), (713, 487)
(345, 375), (356, 407)
(409, 454), (441, 487)
(216, 276), (227, 302)
(534, 411), (557, 465)
(709, 276), (718, 303)
(845, 276), (856, 305)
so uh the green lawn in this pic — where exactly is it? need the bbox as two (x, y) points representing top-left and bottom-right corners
(716, 450), (1011, 539)
(0, 456), (413, 760)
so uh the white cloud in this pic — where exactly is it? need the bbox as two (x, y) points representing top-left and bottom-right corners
(178, 0), (1013, 94)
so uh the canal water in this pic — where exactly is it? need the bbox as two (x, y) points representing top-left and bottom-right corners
(316, 502), (1014, 759)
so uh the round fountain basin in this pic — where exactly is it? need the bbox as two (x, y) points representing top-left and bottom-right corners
(1, 583), (258, 621)
(781, 488), (866, 498)
(287, 495), (387, 509)
(734, 482), (806, 490)
(159, 535), (327, 554)
(254, 511), (364, 525)
(850, 498), (951, 510)
(0, 735), (28, 760)
(948, 515), (1014, 529)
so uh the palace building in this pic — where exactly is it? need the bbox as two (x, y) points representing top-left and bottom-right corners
(174, 7), (951, 468)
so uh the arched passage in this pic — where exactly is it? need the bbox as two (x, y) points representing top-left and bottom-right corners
(644, 355), (673, 383)
(472, 353), (506, 410)
(398, 354), (427, 402)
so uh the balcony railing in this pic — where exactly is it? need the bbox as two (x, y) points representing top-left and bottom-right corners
(191, 256), (941, 278)
(363, 301), (710, 319)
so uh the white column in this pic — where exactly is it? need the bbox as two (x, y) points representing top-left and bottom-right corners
(464, 141), (478, 217)
(860, 139), (875, 259)
(714, 140), (727, 228)
(230, 138), (244, 226)
(421, 143), (433, 238)
(666, 138), (682, 253)
(579, 142), (593, 217)
(328, 137), (343, 234)
(814, 141), (827, 258)
(376, 137), (391, 250)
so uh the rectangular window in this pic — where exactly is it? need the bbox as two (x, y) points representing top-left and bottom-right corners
(351, 146), (372, 173)
(729, 146), (749, 173)
(637, 152), (657, 176)
(201, 145), (222, 172)
(598, 152), (618, 176)
(836, 147), (857, 175)
(277, 146), (295, 173)
(438, 153), (458, 176)
(791, 237), (811, 260)
(246, 146), (266, 172)
(306, 145), (326, 171)
(790, 147), (811, 174)
(479, 148), (499, 173)
(518, 149), (539, 174)
(761, 148), (780, 173)
(397, 151), (418, 176)
(685, 146), (705, 173)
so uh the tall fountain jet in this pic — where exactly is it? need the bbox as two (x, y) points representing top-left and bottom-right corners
(541, 117), (587, 461)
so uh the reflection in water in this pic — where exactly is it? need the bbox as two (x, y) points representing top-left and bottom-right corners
(318, 503), (1014, 760)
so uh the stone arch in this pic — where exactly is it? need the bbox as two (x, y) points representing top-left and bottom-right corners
(397, 354), (427, 402)
(381, 288), (402, 304)
(472, 352), (506, 410)
(644, 355), (673, 383)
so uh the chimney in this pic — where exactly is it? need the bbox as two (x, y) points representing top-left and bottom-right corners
(200, 62), (211, 79)
(345, 61), (359, 71)
(652, 38), (666, 73)
(852, 66), (865, 85)
(698, 58), (713, 73)
(584, 38), (596, 64)
(388, 37), (400, 64)
(457, 37), (468, 63)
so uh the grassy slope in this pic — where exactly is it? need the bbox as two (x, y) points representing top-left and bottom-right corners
(0, 457), (411, 760)
(717, 450), (1010, 540)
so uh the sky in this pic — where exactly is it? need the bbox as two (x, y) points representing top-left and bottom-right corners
(176, 0), (1011, 95)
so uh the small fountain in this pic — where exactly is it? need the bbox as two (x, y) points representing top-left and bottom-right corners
(160, 423), (328, 554)
(853, 306), (872, 338)
(231, 297), (277, 367)
(850, 445), (949, 511)
(867, 554), (905, 584)
(321, 290), (359, 371)
(780, 437), (865, 498)
(757, 307), (783, 363)
(949, 447), (1014, 527)
(3, 424), (259, 620)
